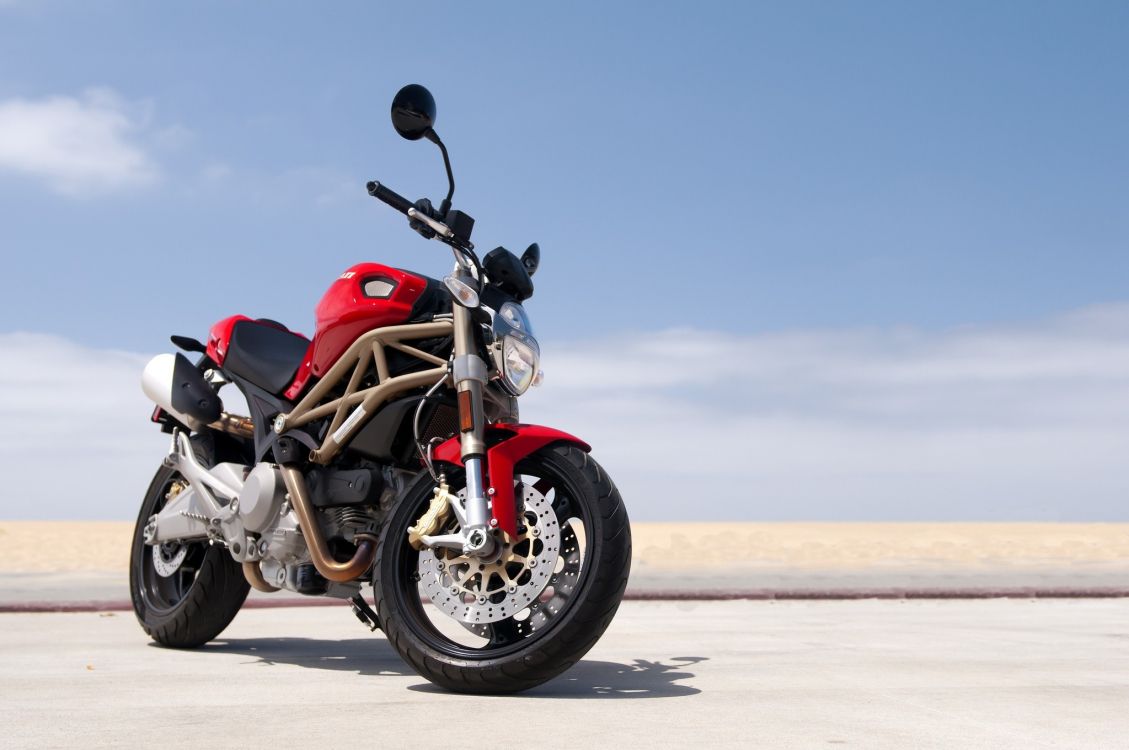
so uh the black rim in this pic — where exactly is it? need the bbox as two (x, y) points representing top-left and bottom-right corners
(390, 454), (596, 660)
(135, 472), (208, 615)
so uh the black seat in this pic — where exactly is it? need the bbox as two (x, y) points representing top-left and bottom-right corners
(224, 320), (310, 395)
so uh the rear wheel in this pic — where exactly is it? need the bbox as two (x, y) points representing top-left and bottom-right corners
(129, 438), (249, 648)
(373, 443), (631, 693)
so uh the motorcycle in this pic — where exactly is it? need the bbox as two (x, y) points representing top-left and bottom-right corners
(131, 84), (631, 693)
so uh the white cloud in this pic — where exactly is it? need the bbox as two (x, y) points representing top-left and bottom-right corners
(522, 303), (1129, 521)
(0, 333), (169, 519)
(0, 88), (159, 195)
(2, 304), (1128, 520)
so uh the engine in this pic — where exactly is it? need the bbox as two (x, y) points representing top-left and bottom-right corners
(144, 422), (413, 601)
(236, 463), (408, 597)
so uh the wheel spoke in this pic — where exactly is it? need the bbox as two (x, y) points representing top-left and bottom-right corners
(551, 491), (573, 518)
(454, 565), (476, 586)
(486, 617), (521, 647)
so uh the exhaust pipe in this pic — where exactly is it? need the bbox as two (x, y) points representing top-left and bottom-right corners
(279, 465), (377, 583)
(209, 412), (255, 439)
(143, 353), (255, 439)
(243, 561), (280, 592)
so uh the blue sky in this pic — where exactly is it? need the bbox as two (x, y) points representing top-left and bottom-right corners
(1, 2), (1127, 520)
(2, 1), (1126, 347)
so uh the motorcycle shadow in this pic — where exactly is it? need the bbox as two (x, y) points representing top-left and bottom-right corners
(410, 656), (707, 699)
(198, 637), (704, 698)
(198, 637), (415, 677)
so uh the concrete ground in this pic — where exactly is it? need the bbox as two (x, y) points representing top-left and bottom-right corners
(2, 598), (1126, 749)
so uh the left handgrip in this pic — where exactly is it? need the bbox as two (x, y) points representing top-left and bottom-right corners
(366, 180), (413, 216)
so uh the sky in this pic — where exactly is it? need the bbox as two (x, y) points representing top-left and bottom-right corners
(0, 1), (1127, 520)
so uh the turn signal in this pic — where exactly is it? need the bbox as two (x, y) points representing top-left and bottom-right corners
(443, 275), (480, 308)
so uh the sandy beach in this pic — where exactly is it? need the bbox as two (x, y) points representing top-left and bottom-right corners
(2, 520), (1127, 574)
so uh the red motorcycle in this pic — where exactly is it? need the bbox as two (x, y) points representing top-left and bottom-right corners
(133, 84), (631, 693)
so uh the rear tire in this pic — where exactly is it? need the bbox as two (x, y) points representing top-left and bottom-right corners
(373, 443), (631, 694)
(129, 439), (249, 648)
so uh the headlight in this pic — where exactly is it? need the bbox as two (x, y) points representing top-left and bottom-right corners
(492, 302), (540, 395)
(500, 335), (540, 395)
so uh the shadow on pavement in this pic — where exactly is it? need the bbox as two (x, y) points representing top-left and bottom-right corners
(409, 656), (707, 699)
(525, 655), (705, 698)
(196, 637), (704, 698)
(197, 637), (414, 677)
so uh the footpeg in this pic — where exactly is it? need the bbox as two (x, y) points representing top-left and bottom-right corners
(350, 594), (381, 632)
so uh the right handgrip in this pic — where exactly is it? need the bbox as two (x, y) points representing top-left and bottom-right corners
(366, 180), (414, 215)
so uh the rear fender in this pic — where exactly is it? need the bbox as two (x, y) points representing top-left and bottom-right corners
(432, 424), (591, 537)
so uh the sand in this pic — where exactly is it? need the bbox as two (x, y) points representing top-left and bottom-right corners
(2, 520), (1127, 574)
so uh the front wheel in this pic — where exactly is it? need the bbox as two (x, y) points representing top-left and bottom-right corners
(373, 443), (631, 694)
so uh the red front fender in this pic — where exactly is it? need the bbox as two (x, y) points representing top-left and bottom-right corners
(431, 424), (591, 537)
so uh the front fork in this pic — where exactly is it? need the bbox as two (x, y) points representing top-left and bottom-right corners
(418, 300), (497, 557)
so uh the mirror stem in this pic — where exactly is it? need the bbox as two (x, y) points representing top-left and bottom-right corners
(426, 129), (455, 217)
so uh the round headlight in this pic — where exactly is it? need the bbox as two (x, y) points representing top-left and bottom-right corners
(501, 335), (540, 395)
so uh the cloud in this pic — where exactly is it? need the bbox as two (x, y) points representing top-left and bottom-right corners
(0, 334), (245, 520)
(523, 303), (1129, 521)
(0, 333), (168, 520)
(2, 304), (1128, 520)
(0, 88), (160, 195)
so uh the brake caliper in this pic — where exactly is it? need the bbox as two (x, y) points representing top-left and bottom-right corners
(407, 480), (454, 551)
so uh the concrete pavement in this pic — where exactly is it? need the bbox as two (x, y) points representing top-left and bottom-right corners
(2, 598), (1127, 749)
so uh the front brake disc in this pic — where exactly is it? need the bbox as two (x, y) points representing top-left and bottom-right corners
(417, 484), (561, 625)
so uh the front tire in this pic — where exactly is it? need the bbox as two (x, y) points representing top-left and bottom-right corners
(373, 443), (631, 694)
(129, 439), (249, 648)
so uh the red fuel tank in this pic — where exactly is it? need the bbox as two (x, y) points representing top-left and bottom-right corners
(307, 263), (431, 379)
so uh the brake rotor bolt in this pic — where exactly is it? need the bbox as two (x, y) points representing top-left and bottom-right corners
(450, 586), (459, 595)
(531, 527), (540, 537)
(478, 596), (486, 604)
(529, 560), (537, 568)
(507, 585), (517, 594)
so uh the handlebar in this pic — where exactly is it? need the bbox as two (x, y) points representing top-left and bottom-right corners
(367, 178), (475, 259)
(366, 180), (413, 215)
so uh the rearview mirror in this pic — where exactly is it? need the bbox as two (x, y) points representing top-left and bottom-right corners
(391, 84), (436, 141)
(521, 243), (540, 277)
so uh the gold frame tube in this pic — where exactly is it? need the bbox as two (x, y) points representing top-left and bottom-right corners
(274, 320), (453, 466)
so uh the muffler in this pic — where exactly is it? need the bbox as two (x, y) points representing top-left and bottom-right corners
(142, 353), (223, 428)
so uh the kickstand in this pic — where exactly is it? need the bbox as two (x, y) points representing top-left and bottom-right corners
(350, 594), (381, 632)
